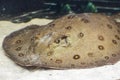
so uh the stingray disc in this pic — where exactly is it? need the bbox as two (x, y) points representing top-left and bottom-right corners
(3, 13), (120, 69)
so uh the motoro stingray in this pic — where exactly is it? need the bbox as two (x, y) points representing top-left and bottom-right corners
(3, 13), (120, 69)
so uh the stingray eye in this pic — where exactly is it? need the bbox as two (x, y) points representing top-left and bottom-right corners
(61, 35), (68, 40)
(54, 39), (60, 44)
(3, 13), (120, 69)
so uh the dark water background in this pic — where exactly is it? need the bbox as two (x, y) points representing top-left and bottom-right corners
(0, 0), (120, 23)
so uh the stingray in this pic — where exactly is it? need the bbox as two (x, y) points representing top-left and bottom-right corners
(3, 13), (120, 69)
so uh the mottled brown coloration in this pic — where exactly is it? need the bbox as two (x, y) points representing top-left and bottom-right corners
(3, 13), (120, 69)
(47, 51), (54, 56)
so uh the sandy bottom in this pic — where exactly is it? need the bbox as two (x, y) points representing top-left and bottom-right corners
(0, 18), (120, 80)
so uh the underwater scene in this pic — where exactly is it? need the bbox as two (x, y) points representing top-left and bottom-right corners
(0, 0), (120, 80)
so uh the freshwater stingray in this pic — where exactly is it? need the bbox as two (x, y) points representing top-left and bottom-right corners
(3, 13), (120, 69)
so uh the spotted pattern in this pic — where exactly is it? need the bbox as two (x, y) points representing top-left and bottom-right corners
(15, 47), (22, 51)
(112, 54), (117, 57)
(50, 58), (53, 61)
(73, 55), (80, 60)
(3, 13), (120, 69)
(104, 56), (109, 60)
(98, 35), (104, 41)
(115, 35), (120, 40)
(55, 59), (62, 64)
(16, 40), (22, 44)
(67, 15), (75, 19)
(98, 45), (104, 50)
(81, 18), (89, 23)
(78, 32), (84, 38)
(18, 53), (24, 57)
(112, 40), (117, 44)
